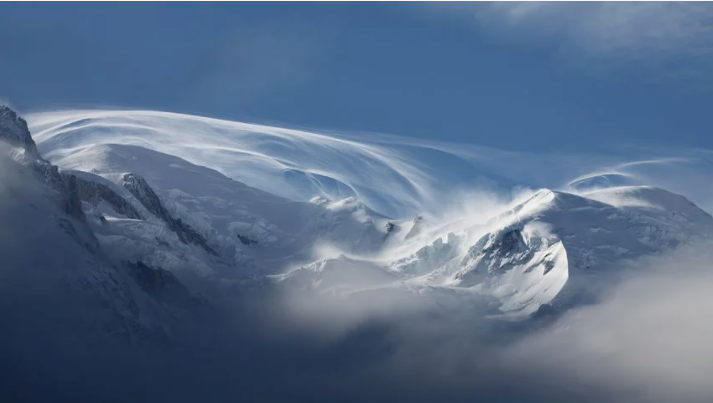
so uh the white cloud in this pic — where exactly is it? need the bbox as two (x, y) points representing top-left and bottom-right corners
(483, 3), (713, 56)
(508, 241), (713, 402)
(262, 240), (713, 402)
(430, 2), (713, 74)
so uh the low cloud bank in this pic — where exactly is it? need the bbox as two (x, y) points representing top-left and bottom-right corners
(4, 243), (713, 402)
(508, 244), (713, 403)
(1, 149), (712, 402)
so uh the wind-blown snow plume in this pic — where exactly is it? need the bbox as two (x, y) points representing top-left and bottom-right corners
(28, 109), (452, 219)
(27, 109), (713, 220)
(0, 106), (711, 403)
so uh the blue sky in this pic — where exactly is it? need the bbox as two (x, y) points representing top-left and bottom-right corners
(2, 2), (713, 153)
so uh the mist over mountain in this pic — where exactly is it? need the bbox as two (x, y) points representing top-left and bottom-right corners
(1, 105), (713, 403)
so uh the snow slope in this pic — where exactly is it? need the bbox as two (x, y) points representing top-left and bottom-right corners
(28, 109), (481, 219)
(0, 107), (205, 347)
(282, 186), (713, 318)
(566, 156), (713, 214)
(15, 107), (713, 321)
(23, 139), (408, 276)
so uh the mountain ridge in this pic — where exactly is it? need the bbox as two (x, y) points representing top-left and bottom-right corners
(4, 105), (713, 323)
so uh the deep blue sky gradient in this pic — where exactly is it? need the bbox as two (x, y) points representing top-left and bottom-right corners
(1, 2), (712, 153)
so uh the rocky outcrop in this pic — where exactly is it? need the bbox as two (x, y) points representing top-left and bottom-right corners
(122, 173), (217, 255)
(1, 105), (85, 221)
(0, 105), (40, 158)
(456, 229), (533, 283)
(383, 221), (398, 240)
(73, 176), (143, 220)
(126, 261), (196, 308)
(31, 160), (65, 192)
(65, 174), (86, 221)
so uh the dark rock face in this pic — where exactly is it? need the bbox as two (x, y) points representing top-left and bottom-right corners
(74, 176), (143, 220)
(0, 105), (85, 221)
(0, 105), (40, 158)
(122, 173), (217, 256)
(483, 230), (528, 258)
(383, 221), (399, 240)
(64, 174), (86, 221)
(29, 158), (66, 194)
(126, 261), (195, 307)
(475, 229), (532, 272)
(455, 229), (535, 286)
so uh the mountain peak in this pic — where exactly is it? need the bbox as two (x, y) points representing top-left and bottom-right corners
(0, 105), (40, 157)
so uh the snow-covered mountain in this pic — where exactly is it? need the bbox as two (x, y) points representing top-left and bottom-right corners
(0, 106), (207, 348)
(26, 140), (406, 278)
(2, 106), (705, 325)
(6, 105), (713, 403)
(28, 109), (472, 219)
(280, 186), (713, 319)
(0, 105), (708, 333)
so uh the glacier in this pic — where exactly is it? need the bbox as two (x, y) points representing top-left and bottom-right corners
(3, 105), (713, 402)
(11, 106), (712, 321)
